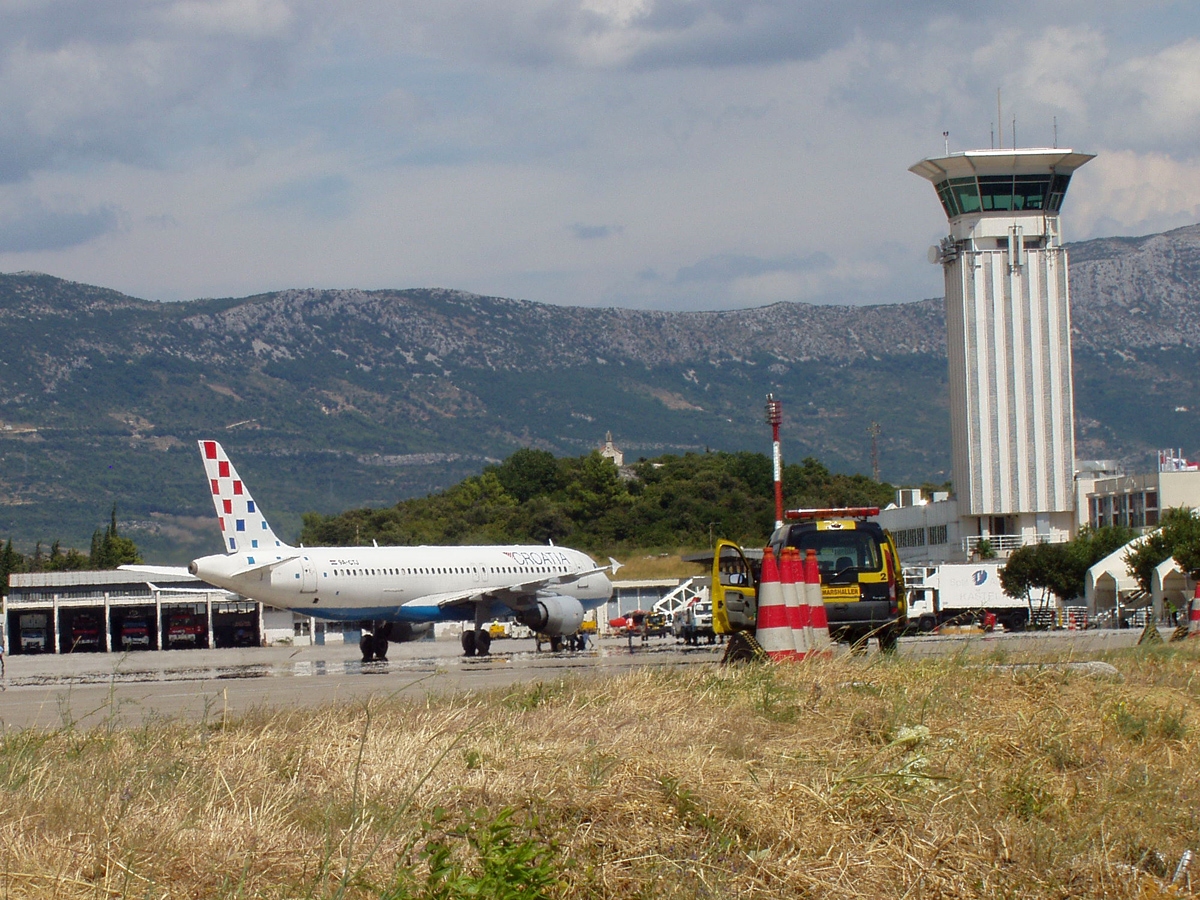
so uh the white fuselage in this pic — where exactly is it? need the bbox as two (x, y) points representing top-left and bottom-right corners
(191, 543), (612, 622)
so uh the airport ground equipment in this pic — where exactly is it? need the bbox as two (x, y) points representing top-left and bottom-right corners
(770, 508), (906, 652)
(904, 563), (1030, 633)
(69, 612), (102, 651)
(647, 576), (717, 644)
(120, 618), (151, 649)
(167, 613), (205, 649)
(690, 512), (906, 653)
(671, 597), (716, 645)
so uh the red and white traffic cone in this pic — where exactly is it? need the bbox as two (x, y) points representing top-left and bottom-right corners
(804, 548), (833, 656)
(781, 548), (810, 660)
(755, 547), (796, 661)
(1189, 584), (1200, 638)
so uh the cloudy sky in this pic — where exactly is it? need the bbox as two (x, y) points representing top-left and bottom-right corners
(1, 1), (1198, 311)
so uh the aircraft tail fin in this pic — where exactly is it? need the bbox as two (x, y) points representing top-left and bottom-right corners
(198, 440), (290, 555)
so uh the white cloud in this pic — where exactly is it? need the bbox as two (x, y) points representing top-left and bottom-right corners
(1071, 150), (1200, 239)
(0, 2), (1198, 310)
(157, 0), (295, 38)
(1115, 39), (1200, 143)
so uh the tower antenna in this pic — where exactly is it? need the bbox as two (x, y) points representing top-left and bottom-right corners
(943, 131), (949, 155)
(997, 88), (1003, 148)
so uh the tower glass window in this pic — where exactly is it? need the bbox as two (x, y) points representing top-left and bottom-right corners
(934, 174), (1067, 218)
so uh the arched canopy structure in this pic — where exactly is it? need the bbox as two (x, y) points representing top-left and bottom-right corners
(1084, 536), (1147, 614)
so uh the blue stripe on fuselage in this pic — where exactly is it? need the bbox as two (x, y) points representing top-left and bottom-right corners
(284, 603), (529, 623)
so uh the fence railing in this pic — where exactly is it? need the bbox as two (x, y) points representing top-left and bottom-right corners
(960, 532), (1069, 555)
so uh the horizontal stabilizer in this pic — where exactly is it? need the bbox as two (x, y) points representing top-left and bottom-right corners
(119, 565), (196, 579)
(231, 555), (300, 579)
(147, 582), (227, 595)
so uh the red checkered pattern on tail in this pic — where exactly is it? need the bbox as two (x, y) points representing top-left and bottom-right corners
(198, 440), (286, 555)
(754, 547), (796, 661)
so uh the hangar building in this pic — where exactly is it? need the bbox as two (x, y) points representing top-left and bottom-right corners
(2, 570), (361, 654)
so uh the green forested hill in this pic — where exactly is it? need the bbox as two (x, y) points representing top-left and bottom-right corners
(299, 449), (896, 555)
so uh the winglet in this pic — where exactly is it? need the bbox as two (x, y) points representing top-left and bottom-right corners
(608, 557), (624, 575)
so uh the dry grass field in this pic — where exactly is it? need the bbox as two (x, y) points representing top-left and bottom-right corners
(613, 550), (702, 581)
(1, 641), (1198, 899)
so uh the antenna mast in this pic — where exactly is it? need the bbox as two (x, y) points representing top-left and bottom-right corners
(766, 394), (784, 529)
(997, 88), (1003, 148)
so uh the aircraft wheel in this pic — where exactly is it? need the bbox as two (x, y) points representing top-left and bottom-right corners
(372, 634), (389, 660)
(359, 634), (375, 662)
(475, 631), (491, 656)
(550, 635), (563, 652)
(461, 630), (477, 657)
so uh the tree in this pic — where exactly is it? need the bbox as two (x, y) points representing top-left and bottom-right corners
(299, 447), (895, 553)
(1001, 525), (1137, 602)
(1124, 507), (1200, 592)
(90, 504), (143, 569)
(0, 538), (23, 583)
(489, 449), (563, 503)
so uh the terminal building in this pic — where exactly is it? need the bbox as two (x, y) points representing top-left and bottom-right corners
(879, 147), (1094, 564)
(1081, 452), (1200, 531)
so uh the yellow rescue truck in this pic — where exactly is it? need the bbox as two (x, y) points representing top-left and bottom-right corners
(694, 508), (907, 654)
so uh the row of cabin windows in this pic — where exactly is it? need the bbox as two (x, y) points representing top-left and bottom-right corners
(327, 565), (569, 578)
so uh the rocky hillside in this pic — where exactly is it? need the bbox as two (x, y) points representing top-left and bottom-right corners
(1, 223), (1198, 562)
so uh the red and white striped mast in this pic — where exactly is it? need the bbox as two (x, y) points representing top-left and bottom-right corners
(766, 394), (784, 530)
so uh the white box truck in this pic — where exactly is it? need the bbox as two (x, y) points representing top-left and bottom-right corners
(19, 613), (49, 653)
(672, 597), (716, 645)
(904, 564), (1029, 633)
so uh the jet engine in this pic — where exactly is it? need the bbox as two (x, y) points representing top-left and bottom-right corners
(515, 595), (586, 635)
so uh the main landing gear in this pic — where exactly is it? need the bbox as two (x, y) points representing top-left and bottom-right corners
(461, 628), (492, 657)
(360, 622), (392, 662)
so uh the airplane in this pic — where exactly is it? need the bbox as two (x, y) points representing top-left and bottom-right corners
(181, 440), (620, 660)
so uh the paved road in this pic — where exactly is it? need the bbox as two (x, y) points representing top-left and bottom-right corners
(0, 628), (1152, 730)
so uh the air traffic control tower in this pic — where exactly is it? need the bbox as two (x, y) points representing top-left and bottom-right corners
(909, 148), (1094, 551)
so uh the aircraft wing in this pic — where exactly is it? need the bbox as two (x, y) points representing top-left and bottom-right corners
(415, 559), (621, 612)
